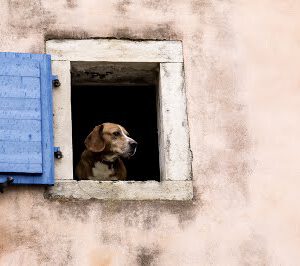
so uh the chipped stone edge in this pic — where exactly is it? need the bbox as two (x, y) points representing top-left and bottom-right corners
(158, 63), (192, 181)
(46, 39), (183, 62)
(45, 180), (193, 201)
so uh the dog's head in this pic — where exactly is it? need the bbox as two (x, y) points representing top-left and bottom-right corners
(84, 123), (137, 159)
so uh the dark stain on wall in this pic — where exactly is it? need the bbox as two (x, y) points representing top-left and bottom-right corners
(239, 234), (269, 266)
(191, 0), (212, 15)
(55, 200), (93, 222)
(45, 29), (90, 41)
(136, 246), (161, 266)
(206, 65), (252, 196)
(29, 43), (44, 54)
(113, 27), (138, 39)
(44, 28), (179, 43)
(101, 231), (122, 244)
(97, 200), (198, 230)
(142, 0), (173, 13)
(139, 23), (180, 40)
(66, 0), (77, 8)
(0, 224), (35, 256)
(142, 214), (159, 230)
(123, 208), (160, 230)
(0, 187), (74, 264)
(225, 118), (250, 153)
(165, 201), (198, 226)
(113, 23), (180, 41)
(116, 0), (132, 15)
(0, 183), (199, 264)
(7, 0), (56, 37)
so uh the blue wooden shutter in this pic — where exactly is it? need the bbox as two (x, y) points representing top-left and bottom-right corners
(0, 52), (54, 185)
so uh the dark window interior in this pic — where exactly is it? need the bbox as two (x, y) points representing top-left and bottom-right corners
(71, 84), (160, 181)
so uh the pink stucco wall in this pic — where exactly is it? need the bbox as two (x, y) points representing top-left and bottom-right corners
(0, 0), (300, 265)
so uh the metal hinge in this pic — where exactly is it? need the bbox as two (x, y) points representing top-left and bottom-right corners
(54, 147), (63, 159)
(0, 177), (14, 193)
(52, 75), (61, 87)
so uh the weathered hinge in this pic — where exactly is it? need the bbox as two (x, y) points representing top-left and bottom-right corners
(0, 177), (14, 193)
(52, 75), (61, 87)
(54, 147), (63, 159)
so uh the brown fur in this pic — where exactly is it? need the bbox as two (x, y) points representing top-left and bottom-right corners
(75, 123), (137, 181)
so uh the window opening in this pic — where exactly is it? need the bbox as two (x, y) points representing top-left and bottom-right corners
(71, 62), (160, 181)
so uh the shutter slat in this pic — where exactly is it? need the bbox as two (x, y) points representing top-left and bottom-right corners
(0, 76), (21, 94)
(15, 53), (31, 59)
(30, 54), (46, 60)
(0, 77), (41, 98)
(0, 163), (42, 173)
(0, 98), (40, 109)
(22, 77), (41, 98)
(0, 119), (40, 130)
(0, 153), (42, 163)
(0, 59), (40, 77)
(0, 140), (41, 153)
(0, 129), (41, 141)
(4, 53), (16, 59)
(0, 110), (41, 120)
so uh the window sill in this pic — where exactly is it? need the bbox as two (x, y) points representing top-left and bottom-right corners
(46, 180), (193, 201)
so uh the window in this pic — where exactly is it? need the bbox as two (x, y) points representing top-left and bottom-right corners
(46, 39), (193, 200)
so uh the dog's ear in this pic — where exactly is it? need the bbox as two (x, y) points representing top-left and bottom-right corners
(84, 124), (105, 152)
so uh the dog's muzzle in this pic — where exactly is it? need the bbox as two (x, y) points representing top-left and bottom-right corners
(128, 140), (137, 156)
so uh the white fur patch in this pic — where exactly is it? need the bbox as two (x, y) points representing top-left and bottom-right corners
(92, 161), (114, 181)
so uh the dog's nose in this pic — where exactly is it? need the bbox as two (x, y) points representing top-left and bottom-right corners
(130, 141), (138, 149)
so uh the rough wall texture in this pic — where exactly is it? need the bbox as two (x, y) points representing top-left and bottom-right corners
(0, 0), (299, 265)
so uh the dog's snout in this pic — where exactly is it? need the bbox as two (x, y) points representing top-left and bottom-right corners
(130, 140), (137, 149)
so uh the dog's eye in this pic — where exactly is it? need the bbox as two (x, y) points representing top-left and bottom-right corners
(113, 131), (121, 137)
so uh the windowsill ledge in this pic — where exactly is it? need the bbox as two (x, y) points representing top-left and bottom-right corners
(45, 180), (193, 201)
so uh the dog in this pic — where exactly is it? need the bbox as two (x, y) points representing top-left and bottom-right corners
(75, 123), (137, 181)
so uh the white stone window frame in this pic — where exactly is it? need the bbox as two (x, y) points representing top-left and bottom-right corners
(46, 39), (193, 200)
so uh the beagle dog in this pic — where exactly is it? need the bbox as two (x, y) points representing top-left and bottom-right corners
(75, 123), (137, 181)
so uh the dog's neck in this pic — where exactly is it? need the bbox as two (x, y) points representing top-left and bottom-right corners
(99, 154), (119, 170)
(101, 153), (118, 162)
(86, 150), (119, 169)
(90, 152), (118, 169)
